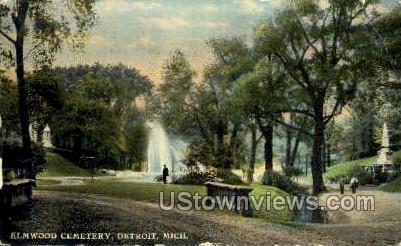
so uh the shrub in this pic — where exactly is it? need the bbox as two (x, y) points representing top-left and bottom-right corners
(260, 171), (298, 194)
(393, 151), (401, 164)
(173, 167), (217, 185)
(154, 175), (163, 182)
(173, 167), (245, 185)
(4, 170), (16, 182)
(282, 166), (304, 178)
(216, 169), (244, 185)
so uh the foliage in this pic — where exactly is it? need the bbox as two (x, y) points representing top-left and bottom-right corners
(216, 168), (244, 185)
(31, 142), (46, 174)
(0, 0), (97, 158)
(0, 73), (19, 134)
(260, 171), (298, 194)
(173, 167), (244, 185)
(47, 64), (151, 170)
(254, 0), (380, 194)
(173, 167), (217, 185)
(393, 151), (401, 164)
(0, 0), (97, 67)
(156, 39), (254, 169)
(282, 166), (303, 178)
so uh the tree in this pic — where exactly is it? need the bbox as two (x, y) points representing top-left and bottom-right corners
(158, 39), (254, 169)
(255, 0), (378, 194)
(236, 58), (286, 173)
(49, 64), (152, 170)
(26, 69), (64, 142)
(0, 0), (96, 176)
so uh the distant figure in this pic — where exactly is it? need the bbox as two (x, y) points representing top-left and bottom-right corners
(339, 178), (345, 195)
(162, 165), (169, 184)
(350, 177), (359, 194)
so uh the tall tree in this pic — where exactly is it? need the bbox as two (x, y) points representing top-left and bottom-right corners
(158, 38), (254, 169)
(255, 0), (378, 194)
(236, 58), (287, 172)
(0, 0), (96, 175)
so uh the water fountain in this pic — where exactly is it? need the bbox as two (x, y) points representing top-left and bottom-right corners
(146, 121), (187, 177)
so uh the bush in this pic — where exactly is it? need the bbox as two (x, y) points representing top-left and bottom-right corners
(282, 166), (303, 178)
(173, 167), (217, 185)
(260, 171), (298, 194)
(393, 151), (401, 164)
(216, 169), (244, 185)
(173, 167), (245, 185)
(154, 175), (163, 182)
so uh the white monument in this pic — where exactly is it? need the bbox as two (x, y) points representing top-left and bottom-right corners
(29, 123), (54, 148)
(377, 123), (393, 165)
(42, 124), (53, 148)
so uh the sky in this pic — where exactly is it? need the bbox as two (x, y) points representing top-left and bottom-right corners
(2, 0), (399, 84)
(56, 0), (283, 84)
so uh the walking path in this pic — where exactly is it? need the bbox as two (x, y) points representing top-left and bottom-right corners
(2, 191), (339, 245)
(4, 177), (401, 245)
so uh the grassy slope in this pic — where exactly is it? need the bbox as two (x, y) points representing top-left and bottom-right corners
(380, 177), (401, 192)
(39, 152), (90, 177)
(324, 156), (376, 182)
(36, 181), (293, 223)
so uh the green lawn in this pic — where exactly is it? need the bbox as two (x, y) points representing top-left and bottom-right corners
(380, 176), (401, 192)
(324, 156), (377, 182)
(39, 152), (90, 177)
(36, 181), (293, 223)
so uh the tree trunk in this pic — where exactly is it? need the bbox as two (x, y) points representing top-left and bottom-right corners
(289, 132), (301, 167)
(216, 124), (225, 169)
(228, 126), (238, 169)
(14, 1), (33, 178)
(262, 125), (273, 172)
(311, 103), (326, 195)
(327, 141), (331, 167)
(248, 125), (257, 182)
(285, 129), (292, 167)
(322, 132), (326, 173)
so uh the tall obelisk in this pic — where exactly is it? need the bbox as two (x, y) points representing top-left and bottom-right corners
(377, 123), (393, 165)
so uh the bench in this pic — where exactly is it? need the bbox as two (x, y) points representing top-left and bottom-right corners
(0, 179), (34, 207)
(205, 182), (253, 217)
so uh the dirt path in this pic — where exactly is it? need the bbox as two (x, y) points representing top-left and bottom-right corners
(1, 190), (340, 245)
(311, 187), (401, 245)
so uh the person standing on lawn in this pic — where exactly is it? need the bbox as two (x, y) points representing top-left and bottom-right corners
(162, 165), (169, 184)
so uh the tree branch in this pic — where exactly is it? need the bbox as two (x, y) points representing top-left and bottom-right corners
(270, 116), (313, 137)
(324, 99), (342, 124)
(0, 29), (16, 44)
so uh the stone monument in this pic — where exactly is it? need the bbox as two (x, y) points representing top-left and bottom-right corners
(42, 124), (54, 148)
(377, 123), (393, 165)
(29, 123), (54, 148)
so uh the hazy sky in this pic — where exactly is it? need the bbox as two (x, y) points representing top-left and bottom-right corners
(2, 0), (399, 84)
(57, 0), (284, 84)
